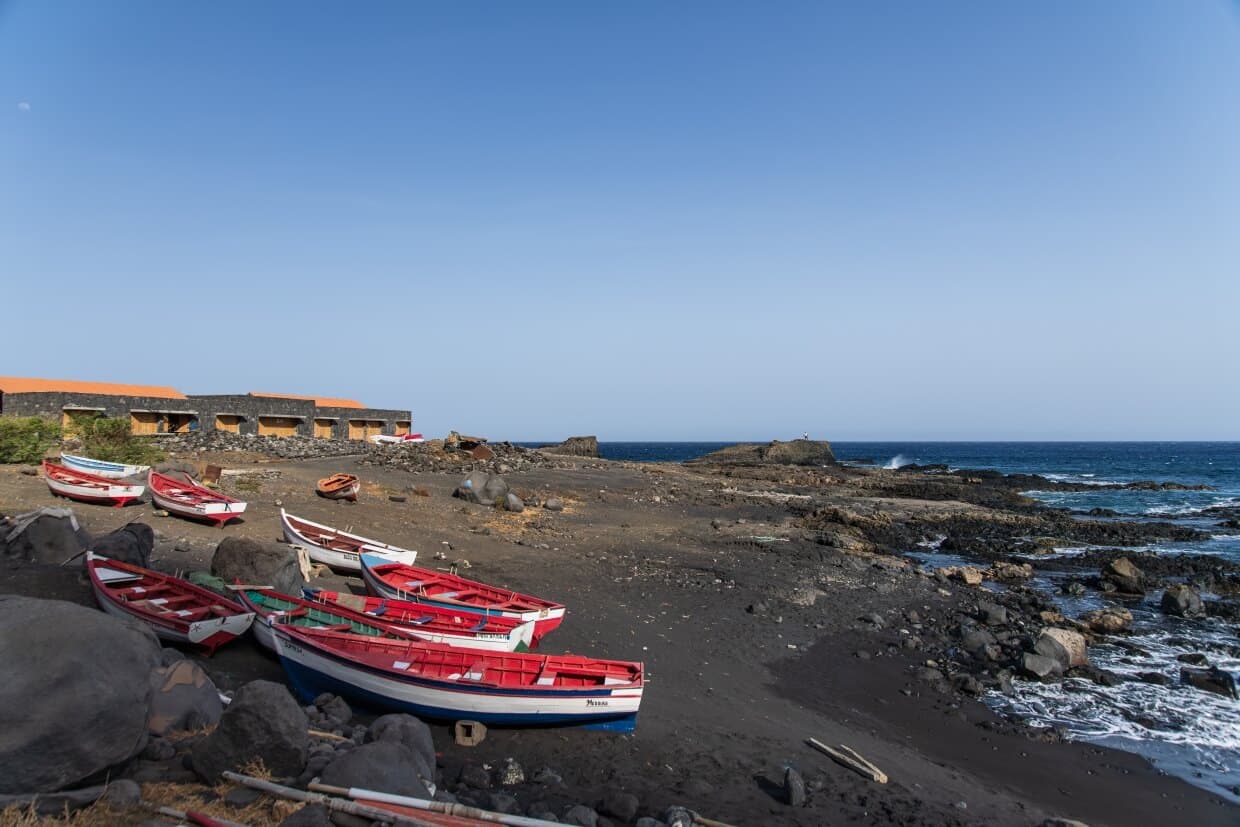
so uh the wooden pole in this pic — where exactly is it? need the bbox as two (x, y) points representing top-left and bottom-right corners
(805, 737), (888, 783)
(309, 783), (564, 827)
(221, 773), (439, 827)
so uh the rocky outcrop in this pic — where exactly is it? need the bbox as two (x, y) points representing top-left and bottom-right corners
(319, 741), (432, 799)
(1180, 666), (1238, 699)
(1034, 628), (1089, 670)
(1102, 557), (1145, 594)
(191, 680), (308, 782)
(1079, 607), (1133, 634)
(90, 522), (155, 568)
(454, 471), (509, 506)
(1, 507), (88, 564)
(0, 596), (162, 793)
(147, 659), (223, 736)
(1160, 584), (1205, 618)
(540, 436), (599, 458)
(688, 439), (836, 467)
(211, 537), (305, 595)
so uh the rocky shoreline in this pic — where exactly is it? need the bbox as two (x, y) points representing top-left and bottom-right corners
(0, 439), (1236, 825)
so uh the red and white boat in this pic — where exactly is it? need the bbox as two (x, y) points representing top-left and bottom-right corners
(369, 433), (425, 445)
(86, 552), (254, 654)
(149, 470), (246, 526)
(359, 554), (565, 645)
(280, 509), (417, 571)
(237, 587), (535, 653)
(306, 588), (536, 651)
(316, 473), (361, 502)
(43, 460), (145, 507)
(270, 623), (642, 730)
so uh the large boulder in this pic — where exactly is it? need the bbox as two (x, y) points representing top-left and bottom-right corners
(319, 741), (432, 799)
(1, 507), (89, 564)
(454, 471), (509, 506)
(0, 596), (161, 793)
(1034, 628), (1089, 670)
(1160, 584), (1205, 618)
(147, 659), (223, 736)
(211, 537), (305, 595)
(1022, 652), (1064, 679)
(191, 680), (308, 782)
(541, 436), (599, 458)
(365, 713), (436, 781)
(90, 522), (154, 568)
(1102, 557), (1145, 594)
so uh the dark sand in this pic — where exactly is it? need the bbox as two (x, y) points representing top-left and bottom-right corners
(1, 453), (1234, 826)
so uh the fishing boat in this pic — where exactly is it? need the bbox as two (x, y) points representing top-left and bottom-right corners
(280, 509), (417, 571)
(306, 588), (534, 650)
(43, 460), (145, 507)
(359, 554), (565, 644)
(369, 433), (425, 445)
(237, 587), (533, 652)
(149, 470), (247, 527)
(86, 552), (254, 654)
(316, 473), (361, 502)
(60, 452), (150, 480)
(269, 622), (643, 730)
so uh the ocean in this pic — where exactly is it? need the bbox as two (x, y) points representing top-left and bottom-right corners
(553, 441), (1240, 799)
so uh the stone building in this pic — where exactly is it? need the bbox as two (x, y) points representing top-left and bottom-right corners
(0, 378), (412, 441)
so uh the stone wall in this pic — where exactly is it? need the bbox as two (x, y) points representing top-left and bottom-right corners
(1, 392), (411, 442)
(0, 392), (200, 430)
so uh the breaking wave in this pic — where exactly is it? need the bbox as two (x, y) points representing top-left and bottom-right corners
(883, 454), (912, 470)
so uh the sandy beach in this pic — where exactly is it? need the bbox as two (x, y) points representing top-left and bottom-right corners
(1, 441), (1235, 826)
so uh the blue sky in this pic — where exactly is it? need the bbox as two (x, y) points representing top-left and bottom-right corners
(2, 1), (1237, 440)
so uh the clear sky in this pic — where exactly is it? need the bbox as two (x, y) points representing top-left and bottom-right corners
(2, 1), (1237, 441)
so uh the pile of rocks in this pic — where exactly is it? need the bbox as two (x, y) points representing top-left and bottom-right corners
(157, 431), (367, 460)
(360, 439), (566, 476)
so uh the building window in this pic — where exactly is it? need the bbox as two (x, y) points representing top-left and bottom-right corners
(258, 416), (302, 437)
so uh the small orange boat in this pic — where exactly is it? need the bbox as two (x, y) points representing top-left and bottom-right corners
(316, 473), (360, 502)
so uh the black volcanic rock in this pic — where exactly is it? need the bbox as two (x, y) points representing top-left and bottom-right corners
(688, 439), (835, 467)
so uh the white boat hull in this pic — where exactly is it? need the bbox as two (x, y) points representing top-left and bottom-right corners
(89, 565), (254, 646)
(46, 474), (144, 506)
(281, 509), (416, 572)
(271, 626), (642, 729)
(61, 454), (150, 479)
(151, 486), (247, 521)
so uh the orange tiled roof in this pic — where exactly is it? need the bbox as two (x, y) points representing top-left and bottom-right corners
(250, 392), (365, 409)
(0, 377), (186, 399)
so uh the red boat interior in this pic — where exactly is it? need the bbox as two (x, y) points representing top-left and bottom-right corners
(310, 589), (524, 634)
(369, 562), (560, 614)
(94, 561), (245, 623)
(285, 626), (641, 689)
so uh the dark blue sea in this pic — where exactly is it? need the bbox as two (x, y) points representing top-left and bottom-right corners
(528, 441), (1240, 797)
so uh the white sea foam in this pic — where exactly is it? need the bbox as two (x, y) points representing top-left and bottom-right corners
(989, 621), (1240, 800)
(883, 454), (912, 470)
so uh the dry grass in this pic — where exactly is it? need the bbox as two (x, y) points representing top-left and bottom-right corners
(0, 759), (306, 827)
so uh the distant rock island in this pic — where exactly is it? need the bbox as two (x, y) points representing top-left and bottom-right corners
(539, 435), (600, 458)
(689, 438), (836, 466)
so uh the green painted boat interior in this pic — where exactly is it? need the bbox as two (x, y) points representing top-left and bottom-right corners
(245, 590), (387, 637)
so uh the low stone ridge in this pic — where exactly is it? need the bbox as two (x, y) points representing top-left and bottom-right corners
(687, 439), (836, 467)
(540, 436), (599, 457)
(0, 595), (162, 793)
